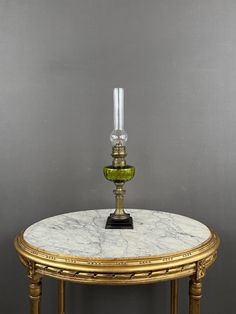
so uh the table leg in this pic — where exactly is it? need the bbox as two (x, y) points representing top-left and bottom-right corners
(58, 280), (65, 314)
(170, 279), (179, 314)
(189, 277), (202, 314)
(29, 276), (42, 314)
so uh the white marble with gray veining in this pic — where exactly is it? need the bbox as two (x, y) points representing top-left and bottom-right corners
(24, 209), (211, 258)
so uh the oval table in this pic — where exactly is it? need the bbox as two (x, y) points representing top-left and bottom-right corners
(14, 209), (220, 314)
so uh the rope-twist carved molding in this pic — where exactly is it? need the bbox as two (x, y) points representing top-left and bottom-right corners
(15, 231), (219, 285)
(27, 252), (217, 285)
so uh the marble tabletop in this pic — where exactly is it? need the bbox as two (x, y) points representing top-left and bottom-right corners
(24, 209), (211, 259)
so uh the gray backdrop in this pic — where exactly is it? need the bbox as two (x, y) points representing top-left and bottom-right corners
(0, 0), (234, 313)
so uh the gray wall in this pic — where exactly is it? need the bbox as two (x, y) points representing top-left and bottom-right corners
(0, 0), (234, 313)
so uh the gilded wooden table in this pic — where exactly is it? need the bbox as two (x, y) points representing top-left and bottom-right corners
(14, 209), (219, 314)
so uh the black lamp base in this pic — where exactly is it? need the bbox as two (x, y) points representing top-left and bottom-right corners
(105, 214), (133, 229)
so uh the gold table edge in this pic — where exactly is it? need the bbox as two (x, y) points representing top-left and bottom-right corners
(14, 229), (219, 285)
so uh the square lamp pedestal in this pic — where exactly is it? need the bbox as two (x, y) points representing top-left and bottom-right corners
(105, 214), (133, 229)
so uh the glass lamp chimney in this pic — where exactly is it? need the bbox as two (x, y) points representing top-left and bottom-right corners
(110, 88), (128, 146)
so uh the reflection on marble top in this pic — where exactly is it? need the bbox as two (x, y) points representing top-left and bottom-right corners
(24, 209), (211, 259)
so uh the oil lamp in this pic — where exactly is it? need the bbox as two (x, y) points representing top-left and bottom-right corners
(103, 88), (135, 229)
